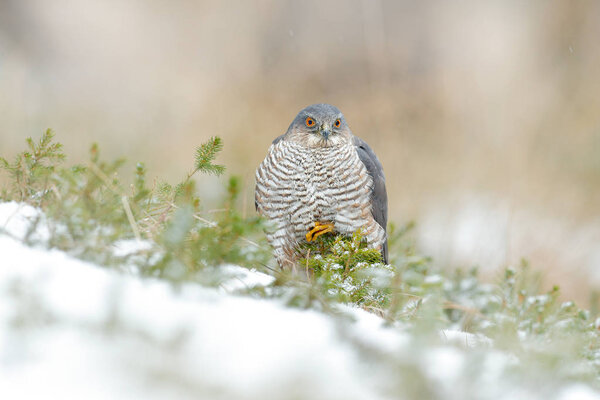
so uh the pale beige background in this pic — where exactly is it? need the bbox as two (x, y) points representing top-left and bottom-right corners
(1, 1), (599, 302)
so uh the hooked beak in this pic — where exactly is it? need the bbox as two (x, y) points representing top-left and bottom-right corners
(320, 125), (331, 140)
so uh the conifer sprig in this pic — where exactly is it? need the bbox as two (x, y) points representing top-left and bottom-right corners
(193, 136), (225, 176)
(0, 129), (65, 203)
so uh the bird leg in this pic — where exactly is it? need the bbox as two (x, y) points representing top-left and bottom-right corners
(305, 221), (335, 242)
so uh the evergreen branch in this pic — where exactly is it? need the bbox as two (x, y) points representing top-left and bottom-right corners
(193, 136), (225, 176)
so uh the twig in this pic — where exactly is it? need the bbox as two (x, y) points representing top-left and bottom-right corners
(192, 214), (218, 227)
(121, 195), (142, 241)
(305, 248), (311, 281)
(166, 201), (270, 251)
(88, 162), (120, 193)
(443, 301), (485, 318)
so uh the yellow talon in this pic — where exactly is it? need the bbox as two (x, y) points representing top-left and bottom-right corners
(305, 222), (335, 242)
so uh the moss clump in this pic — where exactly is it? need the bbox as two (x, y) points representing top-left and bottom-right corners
(295, 230), (394, 310)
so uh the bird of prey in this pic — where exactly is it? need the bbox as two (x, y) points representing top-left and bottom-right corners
(255, 103), (388, 269)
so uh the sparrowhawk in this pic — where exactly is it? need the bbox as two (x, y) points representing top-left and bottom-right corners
(255, 103), (388, 268)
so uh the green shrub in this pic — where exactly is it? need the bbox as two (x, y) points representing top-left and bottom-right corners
(0, 130), (270, 280)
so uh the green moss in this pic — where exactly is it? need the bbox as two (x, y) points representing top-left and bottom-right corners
(292, 230), (393, 309)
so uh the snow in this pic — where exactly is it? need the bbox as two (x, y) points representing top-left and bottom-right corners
(1, 202), (599, 400)
(0, 203), (397, 399)
(417, 195), (600, 289)
(111, 238), (154, 257)
(0, 201), (50, 242)
(559, 385), (600, 400)
(0, 232), (367, 398)
(217, 264), (276, 292)
(423, 347), (465, 392)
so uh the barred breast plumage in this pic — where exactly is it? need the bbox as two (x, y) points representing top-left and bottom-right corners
(255, 103), (388, 268)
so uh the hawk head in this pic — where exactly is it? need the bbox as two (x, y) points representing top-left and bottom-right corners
(285, 103), (353, 148)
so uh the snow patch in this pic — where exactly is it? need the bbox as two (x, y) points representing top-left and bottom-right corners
(0, 201), (50, 243)
(0, 231), (393, 399)
(217, 264), (275, 292)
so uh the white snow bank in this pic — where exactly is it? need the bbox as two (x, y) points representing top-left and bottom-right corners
(559, 384), (600, 400)
(1, 202), (599, 400)
(0, 235), (375, 399)
(0, 202), (403, 399)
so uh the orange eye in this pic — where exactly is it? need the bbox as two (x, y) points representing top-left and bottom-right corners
(305, 117), (316, 127)
(334, 119), (341, 128)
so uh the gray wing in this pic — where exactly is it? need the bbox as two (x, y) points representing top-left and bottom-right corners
(353, 136), (388, 263)
(271, 134), (286, 145)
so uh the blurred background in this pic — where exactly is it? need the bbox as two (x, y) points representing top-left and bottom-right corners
(1, 1), (599, 303)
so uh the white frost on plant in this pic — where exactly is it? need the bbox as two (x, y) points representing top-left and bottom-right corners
(424, 274), (444, 285)
(440, 329), (493, 348)
(111, 238), (154, 257)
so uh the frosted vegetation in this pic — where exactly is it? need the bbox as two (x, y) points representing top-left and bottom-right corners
(1, 131), (599, 399)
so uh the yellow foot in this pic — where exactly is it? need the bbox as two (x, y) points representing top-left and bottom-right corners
(305, 222), (335, 242)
